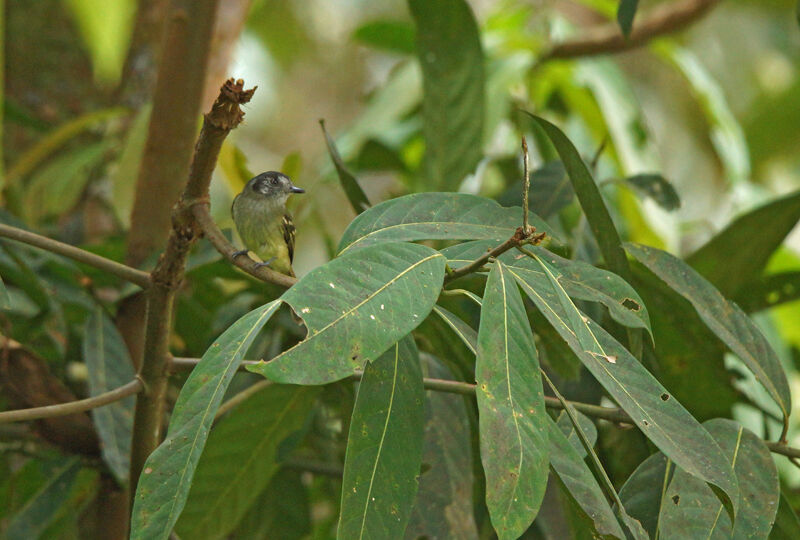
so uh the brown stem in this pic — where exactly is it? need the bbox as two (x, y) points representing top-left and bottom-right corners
(128, 79), (255, 499)
(540, 0), (721, 62)
(444, 228), (546, 284)
(0, 379), (143, 424)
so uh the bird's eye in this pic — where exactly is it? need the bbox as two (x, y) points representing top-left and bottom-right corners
(271, 178), (278, 185)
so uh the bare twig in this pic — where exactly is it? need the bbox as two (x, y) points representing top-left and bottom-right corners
(169, 355), (800, 460)
(540, 0), (721, 63)
(192, 204), (297, 288)
(521, 136), (531, 235)
(0, 379), (143, 424)
(0, 223), (151, 288)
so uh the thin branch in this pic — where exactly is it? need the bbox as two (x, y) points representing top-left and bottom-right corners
(192, 204), (297, 288)
(0, 223), (151, 288)
(521, 136), (531, 234)
(0, 379), (143, 424)
(169, 355), (800, 460)
(539, 0), (721, 63)
(444, 228), (546, 284)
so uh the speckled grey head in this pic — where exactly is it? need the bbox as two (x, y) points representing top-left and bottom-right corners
(246, 171), (304, 200)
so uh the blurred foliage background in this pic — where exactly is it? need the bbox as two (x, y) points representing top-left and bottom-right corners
(3, 0), (800, 537)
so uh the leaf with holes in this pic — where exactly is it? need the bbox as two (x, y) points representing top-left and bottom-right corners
(130, 301), (281, 540)
(442, 241), (651, 337)
(337, 338), (424, 539)
(627, 242), (791, 430)
(338, 193), (555, 254)
(477, 262), (549, 540)
(249, 243), (444, 385)
(409, 0), (484, 190)
(83, 308), (135, 483)
(658, 419), (779, 539)
(175, 385), (319, 540)
(505, 251), (739, 521)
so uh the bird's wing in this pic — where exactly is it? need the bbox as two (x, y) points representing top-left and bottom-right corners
(231, 194), (239, 221)
(282, 213), (296, 263)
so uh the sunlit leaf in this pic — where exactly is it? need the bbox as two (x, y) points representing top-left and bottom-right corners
(320, 119), (371, 215)
(406, 354), (479, 539)
(477, 262), (549, 539)
(83, 307), (135, 483)
(338, 338), (424, 539)
(409, 0), (485, 190)
(616, 0), (639, 37)
(627, 242), (791, 428)
(659, 419), (779, 539)
(687, 190), (800, 298)
(250, 243), (445, 385)
(338, 192), (555, 254)
(442, 241), (651, 336)
(175, 385), (319, 540)
(624, 173), (681, 211)
(130, 301), (282, 540)
(506, 252), (739, 520)
(353, 20), (415, 54)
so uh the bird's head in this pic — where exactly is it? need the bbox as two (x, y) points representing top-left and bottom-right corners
(244, 171), (304, 203)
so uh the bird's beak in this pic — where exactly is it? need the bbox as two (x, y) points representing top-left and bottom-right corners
(290, 186), (305, 194)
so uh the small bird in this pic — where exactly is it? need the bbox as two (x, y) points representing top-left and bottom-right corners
(231, 171), (305, 277)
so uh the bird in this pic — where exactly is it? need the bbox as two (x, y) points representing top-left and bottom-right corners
(231, 171), (305, 277)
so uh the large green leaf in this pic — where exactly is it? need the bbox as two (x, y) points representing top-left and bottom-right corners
(505, 252), (740, 520)
(686, 190), (800, 298)
(626, 243), (792, 428)
(83, 307), (135, 483)
(320, 120), (371, 215)
(338, 338), (425, 539)
(406, 354), (478, 540)
(477, 262), (549, 539)
(441, 241), (651, 336)
(338, 193), (554, 254)
(249, 243), (444, 385)
(130, 301), (281, 540)
(409, 0), (484, 190)
(618, 453), (672, 538)
(659, 419), (779, 539)
(547, 418), (626, 539)
(175, 385), (319, 540)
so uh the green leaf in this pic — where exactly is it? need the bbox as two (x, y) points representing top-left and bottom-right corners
(505, 252), (740, 520)
(442, 241), (651, 337)
(624, 173), (681, 211)
(686, 190), (800, 298)
(83, 307), (135, 483)
(547, 418), (626, 539)
(352, 20), (415, 54)
(409, 0), (485, 190)
(659, 419), (779, 539)
(618, 453), (671, 538)
(735, 271), (800, 312)
(130, 301), (282, 540)
(6, 458), (96, 540)
(555, 410), (597, 458)
(770, 492), (800, 540)
(338, 338), (425, 539)
(249, 243), (444, 385)
(0, 273), (9, 308)
(477, 262), (549, 539)
(432, 305), (477, 354)
(175, 385), (319, 540)
(616, 0), (639, 37)
(527, 114), (632, 283)
(406, 354), (479, 539)
(338, 192), (555, 254)
(626, 242), (792, 428)
(320, 120), (371, 215)
(232, 469), (311, 540)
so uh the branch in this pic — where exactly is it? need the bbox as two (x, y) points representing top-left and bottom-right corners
(539, 0), (721, 62)
(0, 379), (143, 424)
(0, 223), (151, 288)
(192, 204), (297, 288)
(170, 355), (800, 460)
(444, 227), (546, 284)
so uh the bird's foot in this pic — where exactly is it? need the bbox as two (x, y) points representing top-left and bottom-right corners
(253, 257), (277, 269)
(232, 249), (250, 259)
